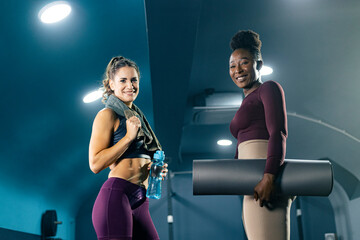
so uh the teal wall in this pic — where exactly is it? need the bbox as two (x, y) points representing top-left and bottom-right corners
(0, 175), (75, 239)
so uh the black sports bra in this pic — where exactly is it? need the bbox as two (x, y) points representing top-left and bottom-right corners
(111, 114), (151, 159)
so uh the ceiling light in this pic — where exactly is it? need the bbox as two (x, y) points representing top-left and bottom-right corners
(39, 1), (71, 24)
(260, 65), (273, 76)
(217, 139), (232, 146)
(83, 89), (103, 103)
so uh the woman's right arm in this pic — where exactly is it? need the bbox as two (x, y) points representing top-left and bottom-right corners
(88, 108), (140, 174)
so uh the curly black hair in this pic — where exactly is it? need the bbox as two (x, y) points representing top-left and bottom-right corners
(230, 30), (262, 60)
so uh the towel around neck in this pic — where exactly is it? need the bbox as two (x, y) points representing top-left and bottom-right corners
(105, 94), (162, 153)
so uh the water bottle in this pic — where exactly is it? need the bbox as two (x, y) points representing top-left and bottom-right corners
(146, 150), (165, 199)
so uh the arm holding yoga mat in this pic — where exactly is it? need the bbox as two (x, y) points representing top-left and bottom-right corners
(255, 81), (288, 206)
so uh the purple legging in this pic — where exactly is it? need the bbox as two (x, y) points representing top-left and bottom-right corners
(92, 177), (160, 240)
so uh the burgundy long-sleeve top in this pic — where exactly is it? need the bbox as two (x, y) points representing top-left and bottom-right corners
(230, 81), (287, 175)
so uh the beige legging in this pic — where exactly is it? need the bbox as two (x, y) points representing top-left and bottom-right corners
(238, 139), (293, 240)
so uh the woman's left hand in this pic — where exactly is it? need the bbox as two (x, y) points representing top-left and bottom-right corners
(254, 173), (275, 207)
(160, 163), (168, 180)
(147, 163), (168, 180)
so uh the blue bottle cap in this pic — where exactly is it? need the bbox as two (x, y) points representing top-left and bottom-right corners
(154, 150), (165, 161)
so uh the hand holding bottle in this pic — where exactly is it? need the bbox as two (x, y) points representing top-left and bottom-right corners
(148, 162), (168, 180)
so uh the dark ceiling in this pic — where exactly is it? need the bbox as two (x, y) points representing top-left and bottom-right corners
(1, 0), (360, 218)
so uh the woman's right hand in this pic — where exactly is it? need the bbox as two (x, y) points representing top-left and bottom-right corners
(125, 116), (141, 141)
(254, 173), (276, 207)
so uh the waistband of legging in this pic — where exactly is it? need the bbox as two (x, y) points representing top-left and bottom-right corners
(101, 177), (145, 192)
(238, 139), (269, 147)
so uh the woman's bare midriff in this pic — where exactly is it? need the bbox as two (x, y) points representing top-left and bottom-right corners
(108, 157), (151, 188)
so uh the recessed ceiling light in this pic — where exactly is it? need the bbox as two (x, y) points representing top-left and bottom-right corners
(217, 139), (232, 146)
(39, 1), (71, 24)
(83, 89), (103, 103)
(260, 65), (273, 76)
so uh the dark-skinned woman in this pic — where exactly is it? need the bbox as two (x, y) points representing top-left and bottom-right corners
(229, 30), (293, 240)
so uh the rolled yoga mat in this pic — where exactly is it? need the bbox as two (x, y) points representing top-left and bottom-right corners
(193, 159), (333, 196)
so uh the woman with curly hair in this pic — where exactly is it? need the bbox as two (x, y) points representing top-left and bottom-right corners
(229, 30), (293, 240)
(89, 56), (167, 240)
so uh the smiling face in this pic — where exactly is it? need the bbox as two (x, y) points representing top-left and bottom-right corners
(110, 66), (139, 107)
(229, 48), (262, 90)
